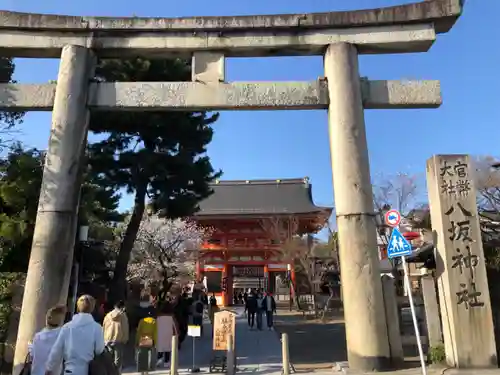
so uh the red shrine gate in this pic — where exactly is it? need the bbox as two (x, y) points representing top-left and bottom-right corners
(191, 178), (331, 306)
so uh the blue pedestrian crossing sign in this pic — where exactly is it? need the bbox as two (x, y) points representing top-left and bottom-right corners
(387, 228), (412, 259)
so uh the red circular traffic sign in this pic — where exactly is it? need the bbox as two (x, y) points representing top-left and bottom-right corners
(384, 209), (401, 227)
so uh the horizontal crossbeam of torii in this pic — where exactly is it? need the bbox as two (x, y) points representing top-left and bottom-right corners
(0, 80), (441, 111)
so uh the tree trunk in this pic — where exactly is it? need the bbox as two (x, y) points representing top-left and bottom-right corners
(109, 184), (147, 304)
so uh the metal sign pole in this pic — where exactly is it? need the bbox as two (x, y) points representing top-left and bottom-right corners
(191, 335), (200, 372)
(401, 255), (427, 375)
(189, 325), (200, 373)
(193, 336), (196, 370)
(385, 211), (427, 375)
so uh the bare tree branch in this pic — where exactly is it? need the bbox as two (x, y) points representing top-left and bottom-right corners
(260, 215), (337, 314)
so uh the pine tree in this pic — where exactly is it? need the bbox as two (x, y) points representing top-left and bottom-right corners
(0, 144), (121, 271)
(0, 57), (24, 148)
(88, 57), (221, 303)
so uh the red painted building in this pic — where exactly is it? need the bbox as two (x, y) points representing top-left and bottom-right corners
(192, 178), (331, 306)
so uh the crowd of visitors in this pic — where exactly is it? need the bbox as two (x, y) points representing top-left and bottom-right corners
(24, 284), (277, 375)
(25, 285), (214, 375)
(244, 290), (276, 331)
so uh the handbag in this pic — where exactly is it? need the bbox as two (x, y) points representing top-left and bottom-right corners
(88, 333), (119, 375)
(138, 336), (154, 348)
(19, 353), (31, 375)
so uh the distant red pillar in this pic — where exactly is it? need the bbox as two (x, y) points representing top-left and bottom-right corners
(288, 264), (296, 297)
(263, 264), (269, 292)
(222, 263), (229, 307)
(227, 265), (233, 305)
(195, 260), (202, 282)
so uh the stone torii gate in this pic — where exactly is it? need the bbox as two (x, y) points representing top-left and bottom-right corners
(0, 0), (463, 372)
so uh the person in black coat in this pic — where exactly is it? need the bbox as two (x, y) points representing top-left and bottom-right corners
(262, 292), (277, 330)
(244, 291), (258, 330)
(173, 295), (190, 349)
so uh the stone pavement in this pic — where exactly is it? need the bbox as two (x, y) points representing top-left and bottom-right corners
(123, 306), (284, 374)
(121, 307), (500, 375)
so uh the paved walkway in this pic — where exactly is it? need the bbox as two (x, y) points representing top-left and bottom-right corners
(124, 306), (283, 374)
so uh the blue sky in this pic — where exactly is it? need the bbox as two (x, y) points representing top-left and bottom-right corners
(2, 0), (498, 213)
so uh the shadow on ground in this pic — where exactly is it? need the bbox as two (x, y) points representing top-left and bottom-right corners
(274, 313), (347, 370)
(274, 311), (429, 371)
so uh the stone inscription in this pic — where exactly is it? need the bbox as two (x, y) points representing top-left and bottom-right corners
(427, 154), (498, 367)
(439, 160), (472, 196)
(439, 158), (484, 310)
(213, 310), (236, 351)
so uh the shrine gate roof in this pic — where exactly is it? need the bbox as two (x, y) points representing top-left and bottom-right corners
(0, 0), (461, 34)
(194, 178), (331, 217)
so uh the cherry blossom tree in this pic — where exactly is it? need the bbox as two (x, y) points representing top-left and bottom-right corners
(127, 214), (211, 287)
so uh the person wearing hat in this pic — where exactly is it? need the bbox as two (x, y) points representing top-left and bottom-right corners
(46, 295), (105, 375)
(29, 305), (66, 375)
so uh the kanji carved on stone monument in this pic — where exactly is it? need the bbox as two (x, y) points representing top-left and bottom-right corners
(213, 310), (236, 351)
(427, 155), (496, 367)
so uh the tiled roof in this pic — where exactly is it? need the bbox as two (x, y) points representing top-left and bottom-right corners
(195, 178), (330, 217)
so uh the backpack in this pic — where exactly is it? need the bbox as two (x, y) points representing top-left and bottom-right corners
(88, 344), (119, 375)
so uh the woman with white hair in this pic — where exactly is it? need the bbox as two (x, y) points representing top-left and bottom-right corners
(29, 305), (66, 375)
(46, 295), (105, 375)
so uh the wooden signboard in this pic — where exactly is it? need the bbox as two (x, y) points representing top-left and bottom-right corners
(213, 310), (236, 351)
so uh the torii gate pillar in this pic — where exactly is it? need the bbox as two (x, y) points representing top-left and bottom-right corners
(325, 43), (391, 371)
(13, 45), (95, 374)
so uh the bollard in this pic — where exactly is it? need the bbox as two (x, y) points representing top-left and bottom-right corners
(282, 333), (290, 375)
(171, 335), (179, 375)
(226, 333), (235, 375)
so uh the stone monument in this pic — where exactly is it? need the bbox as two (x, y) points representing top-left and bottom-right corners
(213, 310), (236, 351)
(427, 155), (497, 367)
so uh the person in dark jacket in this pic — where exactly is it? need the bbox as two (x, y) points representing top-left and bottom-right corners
(263, 292), (277, 330)
(244, 292), (258, 330)
(209, 293), (217, 305)
(255, 292), (265, 330)
(173, 295), (189, 349)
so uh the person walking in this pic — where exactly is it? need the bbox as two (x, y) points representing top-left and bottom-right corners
(103, 300), (129, 373)
(136, 309), (158, 374)
(255, 292), (265, 331)
(29, 305), (66, 375)
(263, 292), (277, 330)
(46, 295), (105, 375)
(155, 302), (178, 368)
(244, 292), (258, 330)
(209, 293), (217, 305)
(172, 293), (189, 350)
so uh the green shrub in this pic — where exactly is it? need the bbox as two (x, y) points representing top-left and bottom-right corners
(428, 343), (446, 364)
(0, 273), (23, 342)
